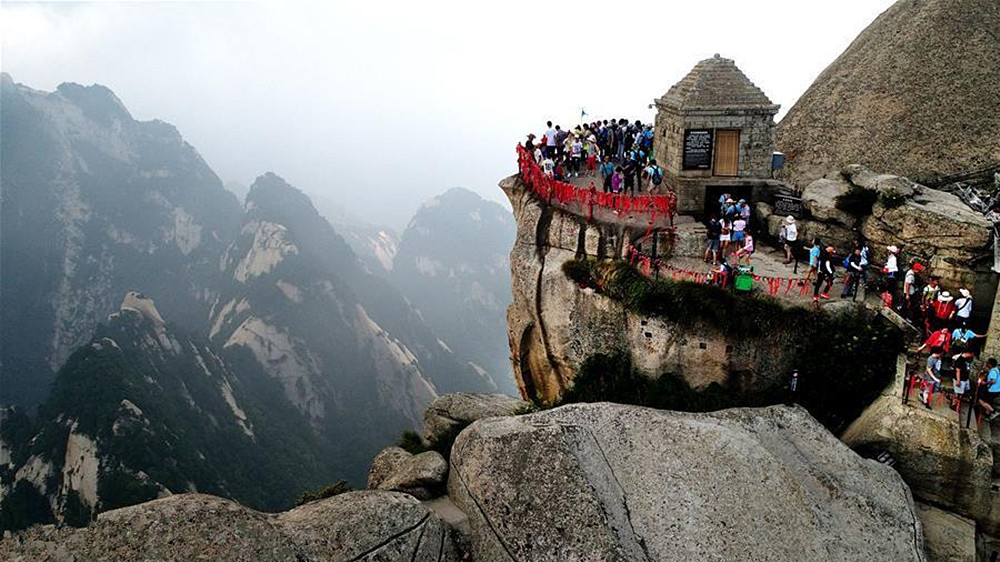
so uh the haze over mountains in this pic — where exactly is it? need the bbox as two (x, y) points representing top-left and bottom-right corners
(0, 73), (514, 529)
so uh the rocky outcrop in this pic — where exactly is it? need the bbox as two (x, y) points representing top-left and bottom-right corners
(422, 392), (529, 451)
(0, 492), (462, 561)
(842, 356), (1000, 536)
(503, 176), (814, 404)
(448, 402), (926, 561)
(367, 447), (413, 489)
(915, 502), (976, 562)
(776, 0), (1000, 187)
(761, 165), (995, 311)
(374, 451), (448, 501)
(368, 447), (449, 501)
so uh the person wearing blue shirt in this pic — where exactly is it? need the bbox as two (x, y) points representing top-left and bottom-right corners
(952, 327), (985, 352)
(803, 238), (821, 287)
(978, 358), (1000, 420)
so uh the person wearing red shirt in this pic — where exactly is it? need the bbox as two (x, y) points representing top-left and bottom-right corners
(930, 292), (957, 332)
(916, 328), (952, 354)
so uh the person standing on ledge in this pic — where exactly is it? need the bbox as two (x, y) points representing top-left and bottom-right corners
(954, 288), (974, 328)
(704, 215), (721, 266)
(804, 238), (821, 287)
(922, 348), (944, 409)
(643, 159), (663, 192)
(544, 121), (557, 158)
(813, 246), (836, 302)
(978, 359), (1000, 421)
(841, 246), (863, 299)
(780, 216), (798, 265)
(884, 245), (900, 306)
(600, 158), (615, 193)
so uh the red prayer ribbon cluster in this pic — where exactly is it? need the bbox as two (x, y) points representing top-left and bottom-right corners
(517, 145), (677, 222)
(625, 245), (813, 299)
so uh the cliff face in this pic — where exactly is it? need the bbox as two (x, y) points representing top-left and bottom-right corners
(776, 0), (1000, 186)
(0, 76), (515, 529)
(0, 293), (329, 530)
(0, 73), (241, 408)
(501, 176), (794, 404)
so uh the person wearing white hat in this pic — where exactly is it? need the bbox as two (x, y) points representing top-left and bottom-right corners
(929, 291), (957, 333)
(780, 216), (798, 265)
(883, 245), (900, 306)
(954, 288), (974, 328)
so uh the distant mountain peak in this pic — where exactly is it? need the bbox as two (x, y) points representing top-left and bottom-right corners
(245, 172), (318, 217)
(117, 292), (165, 327)
(55, 81), (133, 124)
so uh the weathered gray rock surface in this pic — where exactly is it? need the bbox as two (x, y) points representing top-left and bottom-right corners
(0, 492), (461, 561)
(449, 402), (926, 562)
(776, 0), (1000, 186)
(842, 357), (1000, 535)
(367, 446), (413, 489)
(801, 177), (856, 225)
(423, 392), (529, 448)
(915, 502), (975, 562)
(761, 165), (995, 309)
(375, 451), (449, 501)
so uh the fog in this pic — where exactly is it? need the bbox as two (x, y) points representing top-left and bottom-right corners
(2, 0), (896, 229)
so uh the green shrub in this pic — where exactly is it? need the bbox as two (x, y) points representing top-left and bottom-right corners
(395, 430), (430, 455)
(294, 480), (351, 506)
(835, 185), (878, 216)
(512, 403), (540, 415)
(564, 259), (803, 339)
(879, 188), (906, 209)
(562, 259), (597, 285)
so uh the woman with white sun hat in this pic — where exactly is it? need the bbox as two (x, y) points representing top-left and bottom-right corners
(954, 288), (974, 328)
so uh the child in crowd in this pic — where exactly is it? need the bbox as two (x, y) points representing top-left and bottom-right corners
(541, 155), (555, 178)
(585, 140), (598, 176)
(735, 233), (754, 265)
(611, 167), (623, 194)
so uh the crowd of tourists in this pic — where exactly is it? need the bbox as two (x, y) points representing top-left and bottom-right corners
(523, 120), (997, 422)
(889, 251), (997, 416)
(525, 119), (664, 195)
(702, 194), (756, 267)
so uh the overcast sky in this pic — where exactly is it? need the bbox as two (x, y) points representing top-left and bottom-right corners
(2, 0), (896, 228)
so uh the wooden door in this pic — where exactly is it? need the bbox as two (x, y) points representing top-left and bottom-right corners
(714, 130), (740, 177)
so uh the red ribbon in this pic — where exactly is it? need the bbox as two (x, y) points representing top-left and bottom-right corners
(516, 145), (677, 221)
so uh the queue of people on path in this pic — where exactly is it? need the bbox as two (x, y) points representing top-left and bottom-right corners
(526, 119), (664, 196)
(880, 245), (994, 416)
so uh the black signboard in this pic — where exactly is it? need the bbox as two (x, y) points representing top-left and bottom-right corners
(683, 129), (713, 170)
(774, 195), (803, 219)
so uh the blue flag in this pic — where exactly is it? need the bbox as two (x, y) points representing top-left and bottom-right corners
(580, 108), (588, 120)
